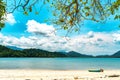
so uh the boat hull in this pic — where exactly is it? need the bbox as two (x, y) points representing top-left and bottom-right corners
(88, 69), (103, 72)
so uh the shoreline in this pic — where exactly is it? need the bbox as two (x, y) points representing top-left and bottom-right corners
(0, 69), (120, 80)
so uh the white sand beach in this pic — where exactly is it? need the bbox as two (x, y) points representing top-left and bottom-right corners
(0, 70), (120, 80)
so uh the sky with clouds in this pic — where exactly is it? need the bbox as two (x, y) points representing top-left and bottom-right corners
(0, 1), (120, 56)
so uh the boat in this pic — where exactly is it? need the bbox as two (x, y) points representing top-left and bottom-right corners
(88, 69), (104, 72)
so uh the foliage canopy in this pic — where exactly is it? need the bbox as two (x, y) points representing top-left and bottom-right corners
(0, 0), (120, 31)
(0, 0), (6, 29)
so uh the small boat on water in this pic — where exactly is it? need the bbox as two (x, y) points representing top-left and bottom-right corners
(88, 69), (104, 72)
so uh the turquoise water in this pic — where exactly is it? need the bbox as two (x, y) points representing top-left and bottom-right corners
(0, 58), (120, 70)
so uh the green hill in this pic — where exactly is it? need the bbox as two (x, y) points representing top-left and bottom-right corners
(111, 51), (120, 58)
(0, 45), (120, 58)
(0, 45), (66, 57)
(66, 51), (92, 57)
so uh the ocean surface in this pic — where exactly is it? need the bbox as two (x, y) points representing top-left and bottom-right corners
(0, 58), (120, 70)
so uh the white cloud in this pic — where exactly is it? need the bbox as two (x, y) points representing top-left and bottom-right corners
(113, 32), (120, 44)
(0, 20), (120, 56)
(26, 20), (55, 37)
(64, 31), (120, 55)
(6, 14), (16, 25)
(87, 31), (94, 38)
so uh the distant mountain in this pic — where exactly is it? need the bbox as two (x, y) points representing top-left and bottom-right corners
(66, 51), (92, 57)
(0, 45), (66, 57)
(111, 51), (120, 58)
(95, 50), (120, 58)
(0, 45), (120, 58)
(95, 55), (110, 58)
(7, 46), (23, 50)
(65, 50), (120, 58)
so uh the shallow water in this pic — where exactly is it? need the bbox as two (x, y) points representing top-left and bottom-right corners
(0, 58), (120, 70)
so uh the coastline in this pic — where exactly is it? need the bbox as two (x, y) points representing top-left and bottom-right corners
(0, 69), (120, 80)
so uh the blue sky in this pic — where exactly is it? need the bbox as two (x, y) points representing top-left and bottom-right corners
(0, 0), (120, 55)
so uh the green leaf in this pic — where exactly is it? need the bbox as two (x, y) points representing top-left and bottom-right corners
(29, 6), (32, 12)
(63, 26), (68, 30)
(114, 15), (118, 20)
(59, 18), (64, 22)
(0, 23), (5, 28)
(80, 0), (82, 2)
(84, 6), (90, 10)
(24, 11), (28, 15)
(82, 2), (87, 5)
(35, 12), (39, 15)
(85, 12), (89, 16)
(75, 28), (79, 32)
(47, 0), (49, 2)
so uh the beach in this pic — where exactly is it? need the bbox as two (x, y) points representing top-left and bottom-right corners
(0, 70), (120, 80)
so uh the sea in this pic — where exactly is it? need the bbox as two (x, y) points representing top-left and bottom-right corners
(0, 58), (120, 70)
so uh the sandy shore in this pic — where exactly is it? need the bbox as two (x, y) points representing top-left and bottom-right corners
(0, 69), (120, 80)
